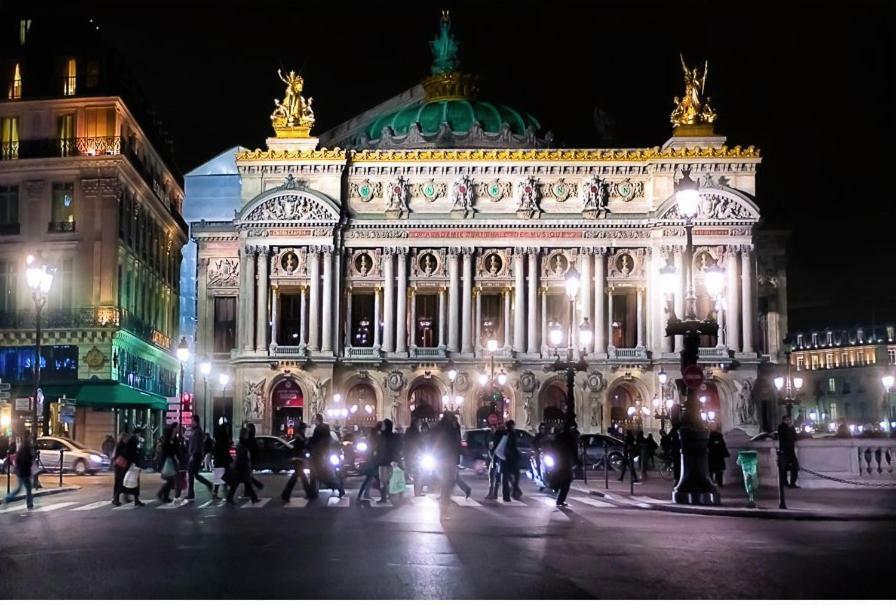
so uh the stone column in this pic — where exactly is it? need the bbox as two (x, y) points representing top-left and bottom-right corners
(726, 248), (740, 352)
(527, 249), (539, 354)
(607, 287), (614, 349)
(636, 287), (644, 348)
(307, 249), (321, 351)
(237, 250), (246, 350)
(197, 258), (209, 355)
(657, 249), (671, 354)
(299, 286), (307, 346)
(580, 249), (592, 353)
(461, 249), (473, 353)
(438, 288), (445, 348)
(513, 248), (526, 352)
(540, 288), (547, 352)
(503, 288), (511, 349)
(321, 248), (333, 353)
(270, 285), (279, 348)
(344, 288), (353, 348)
(475, 288), (482, 350)
(395, 250), (408, 353)
(255, 247), (269, 352)
(594, 250), (606, 354)
(382, 249), (395, 353)
(741, 246), (755, 354)
(447, 249), (460, 353)
(674, 248), (685, 352)
(242, 247), (256, 352)
(408, 287), (416, 348)
(373, 287), (381, 348)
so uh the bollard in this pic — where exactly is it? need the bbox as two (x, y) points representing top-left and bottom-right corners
(629, 451), (635, 496)
(582, 442), (587, 484)
(604, 442), (609, 489)
(59, 449), (64, 487)
(5, 456), (9, 494)
(776, 448), (787, 510)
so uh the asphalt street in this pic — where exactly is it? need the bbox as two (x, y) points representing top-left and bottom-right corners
(0, 472), (892, 599)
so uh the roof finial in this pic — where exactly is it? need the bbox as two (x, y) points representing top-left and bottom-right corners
(430, 9), (459, 76)
(670, 54), (717, 135)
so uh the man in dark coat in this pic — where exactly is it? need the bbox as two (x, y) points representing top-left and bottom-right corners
(500, 420), (522, 502)
(618, 430), (640, 483)
(375, 418), (401, 503)
(281, 422), (312, 503)
(706, 426), (730, 486)
(485, 424), (503, 500)
(3, 431), (35, 509)
(777, 415), (800, 487)
(187, 417), (214, 500)
(308, 414), (345, 499)
(553, 424), (579, 506)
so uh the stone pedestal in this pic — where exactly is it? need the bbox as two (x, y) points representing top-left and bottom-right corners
(265, 136), (320, 153)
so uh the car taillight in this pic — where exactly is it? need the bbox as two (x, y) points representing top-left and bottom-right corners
(460, 440), (467, 448)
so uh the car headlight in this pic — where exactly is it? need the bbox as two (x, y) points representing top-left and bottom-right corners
(329, 454), (340, 466)
(543, 454), (555, 468)
(420, 453), (436, 471)
(89, 454), (102, 463)
(355, 442), (368, 453)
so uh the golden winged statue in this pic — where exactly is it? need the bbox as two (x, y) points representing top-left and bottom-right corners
(670, 54), (716, 130)
(271, 69), (315, 137)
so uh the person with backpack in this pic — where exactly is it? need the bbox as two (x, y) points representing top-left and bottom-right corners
(3, 430), (35, 510)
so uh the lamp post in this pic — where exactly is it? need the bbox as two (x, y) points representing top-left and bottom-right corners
(774, 344), (803, 419)
(176, 337), (190, 432)
(217, 372), (231, 438)
(881, 375), (895, 434)
(25, 255), (54, 436)
(326, 392), (347, 436)
(199, 359), (212, 431)
(548, 268), (592, 429)
(478, 334), (509, 424)
(664, 168), (720, 505)
(654, 368), (672, 432)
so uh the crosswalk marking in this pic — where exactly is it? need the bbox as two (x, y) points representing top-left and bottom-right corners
(0, 503), (29, 514)
(450, 496), (482, 507)
(72, 500), (112, 511)
(241, 498), (270, 509)
(113, 499), (155, 509)
(326, 496), (349, 508)
(568, 495), (616, 508)
(284, 498), (310, 508)
(157, 499), (189, 509)
(496, 499), (526, 506)
(31, 501), (77, 513)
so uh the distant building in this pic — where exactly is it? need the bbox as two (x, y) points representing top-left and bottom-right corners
(0, 18), (186, 448)
(787, 324), (896, 430)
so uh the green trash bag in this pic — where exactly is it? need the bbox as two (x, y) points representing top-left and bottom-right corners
(388, 466), (407, 495)
(736, 450), (759, 508)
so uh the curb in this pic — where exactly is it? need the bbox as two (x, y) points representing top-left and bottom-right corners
(583, 488), (896, 521)
(4, 485), (82, 503)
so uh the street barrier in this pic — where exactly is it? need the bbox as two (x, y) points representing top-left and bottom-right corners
(58, 450), (64, 487)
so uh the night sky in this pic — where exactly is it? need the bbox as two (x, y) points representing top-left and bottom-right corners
(7, 1), (896, 330)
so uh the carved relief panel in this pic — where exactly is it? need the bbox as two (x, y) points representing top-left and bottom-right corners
(411, 248), (445, 279)
(607, 248), (646, 280)
(207, 258), (240, 289)
(349, 249), (382, 281)
(270, 247), (306, 278)
(476, 248), (512, 280)
(541, 249), (579, 280)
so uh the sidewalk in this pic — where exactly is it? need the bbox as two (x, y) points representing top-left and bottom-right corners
(575, 471), (896, 520)
(3, 484), (82, 503)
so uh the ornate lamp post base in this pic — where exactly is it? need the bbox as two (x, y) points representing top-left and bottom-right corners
(672, 425), (720, 504)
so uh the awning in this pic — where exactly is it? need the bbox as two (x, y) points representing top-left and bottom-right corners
(75, 383), (168, 411)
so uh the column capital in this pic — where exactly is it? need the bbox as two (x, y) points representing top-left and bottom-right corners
(198, 257), (210, 269)
(740, 245), (755, 256)
(526, 246), (541, 255)
(462, 246), (476, 256)
(593, 247), (609, 256)
(513, 246), (527, 256)
(256, 245), (270, 258)
(396, 246), (409, 257)
(447, 246), (463, 257)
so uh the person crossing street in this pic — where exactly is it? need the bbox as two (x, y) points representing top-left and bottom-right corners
(187, 417), (214, 500)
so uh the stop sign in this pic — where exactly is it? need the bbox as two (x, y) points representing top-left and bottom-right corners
(682, 365), (704, 389)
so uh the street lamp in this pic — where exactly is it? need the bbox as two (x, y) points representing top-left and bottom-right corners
(176, 337), (190, 431)
(654, 368), (672, 431)
(664, 168), (720, 505)
(26, 255), (54, 435)
(880, 375), (894, 432)
(478, 326), (508, 423)
(775, 342), (803, 418)
(199, 359), (212, 430)
(548, 268), (592, 429)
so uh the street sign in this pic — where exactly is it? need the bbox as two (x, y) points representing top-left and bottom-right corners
(15, 397), (30, 411)
(682, 365), (704, 389)
(0, 382), (10, 392)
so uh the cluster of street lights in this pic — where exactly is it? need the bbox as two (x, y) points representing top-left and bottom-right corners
(25, 254), (55, 435)
(548, 267), (593, 428)
(477, 335), (508, 422)
(653, 368), (674, 431)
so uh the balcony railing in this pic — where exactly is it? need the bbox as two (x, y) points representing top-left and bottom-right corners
(48, 221), (76, 233)
(607, 346), (649, 361)
(345, 346), (381, 359)
(410, 346), (446, 359)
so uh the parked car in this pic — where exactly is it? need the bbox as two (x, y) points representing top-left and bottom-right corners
(579, 433), (627, 471)
(339, 428), (375, 475)
(252, 435), (303, 472)
(36, 436), (110, 475)
(460, 428), (535, 472)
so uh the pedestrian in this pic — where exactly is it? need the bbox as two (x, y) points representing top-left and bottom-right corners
(281, 422), (312, 503)
(376, 418), (400, 504)
(432, 412), (471, 507)
(101, 434), (115, 458)
(187, 417), (214, 500)
(111, 431), (130, 505)
(357, 422), (382, 502)
(636, 430), (648, 476)
(499, 420), (522, 502)
(156, 425), (180, 503)
(446, 413), (471, 498)
(203, 431), (214, 471)
(670, 426), (682, 481)
(644, 433), (659, 471)
(554, 424), (579, 506)
(245, 423), (264, 494)
(116, 433), (146, 507)
(211, 423), (231, 500)
(485, 424), (502, 500)
(308, 413), (345, 499)
(659, 429), (670, 461)
(707, 425), (730, 486)
(404, 418), (424, 496)
(174, 425), (188, 499)
(777, 415), (800, 488)
(226, 427), (259, 504)
(618, 430), (640, 483)
(3, 430), (35, 510)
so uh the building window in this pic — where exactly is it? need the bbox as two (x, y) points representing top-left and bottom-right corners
(19, 20), (31, 46)
(63, 58), (76, 96)
(810, 355), (819, 370)
(86, 60), (100, 88)
(0, 259), (16, 319)
(83, 107), (116, 147)
(1, 116), (18, 159)
(888, 349), (896, 365)
(0, 185), (19, 233)
(796, 334), (804, 348)
(415, 293), (439, 348)
(795, 356), (804, 371)
(8, 63), (21, 100)
(826, 331), (833, 346)
(825, 352), (833, 369)
(0, 345), (78, 383)
(50, 183), (75, 232)
(213, 297), (236, 353)
(830, 402), (838, 420)
(857, 349), (865, 365)
(841, 351), (849, 367)
(350, 293), (374, 346)
(57, 114), (75, 156)
(49, 258), (73, 311)
(888, 326), (895, 342)
(828, 378), (836, 393)
(811, 332), (818, 347)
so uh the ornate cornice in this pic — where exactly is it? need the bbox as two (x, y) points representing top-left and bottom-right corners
(236, 148), (347, 161)
(349, 146), (760, 163)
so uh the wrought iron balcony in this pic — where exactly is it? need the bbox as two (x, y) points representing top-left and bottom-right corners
(607, 346), (649, 361)
(409, 346), (446, 359)
(48, 221), (76, 233)
(345, 346), (381, 359)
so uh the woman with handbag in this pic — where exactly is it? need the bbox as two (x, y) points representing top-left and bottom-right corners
(211, 423), (231, 500)
(120, 433), (146, 507)
(156, 425), (180, 503)
(112, 432), (130, 505)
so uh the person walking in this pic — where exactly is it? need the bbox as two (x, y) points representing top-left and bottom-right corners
(3, 431), (35, 510)
(500, 420), (522, 502)
(432, 412), (471, 507)
(308, 413), (345, 499)
(404, 419), (425, 496)
(245, 423), (264, 494)
(777, 415), (800, 487)
(156, 425), (180, 503)
(554, 424), (578, 506)
(116, 433), (145, 507)
(707, 425), (730, 486)
(202, 431), (214, 471)
(670, 427), (682, 482)
(644, 433), (659, 471)
(281, 422), (312, 503)
(112, 432), (130, 505)
(211, 423), (231, 500)
(376, 418), (400, 503)
(485, 424), (502, 500)
(101, 434), (115, 459)
(618, 430), (640, 483)
(357, 422), (382, 502)
(226, 427), (259, 504)
(187, 417), (214, 500)
(446, 413), (471, 498)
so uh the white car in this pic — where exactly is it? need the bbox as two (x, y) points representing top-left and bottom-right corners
(36, 436), (110, 475)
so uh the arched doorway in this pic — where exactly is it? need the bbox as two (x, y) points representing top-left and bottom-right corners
(608, 382), (640, 436)
(540, 383), (567, 429)
(474, 386), (511, 428)
(271, 378), (304, 438)
(346, 383), (377, 429)
(408, 382), (441, 428)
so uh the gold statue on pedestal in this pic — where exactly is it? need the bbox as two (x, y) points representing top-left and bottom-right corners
(670, 54), (716, 134)
(271, 69), (315, 137)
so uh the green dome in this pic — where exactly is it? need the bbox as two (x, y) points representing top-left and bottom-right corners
(365, 98), (542, 141)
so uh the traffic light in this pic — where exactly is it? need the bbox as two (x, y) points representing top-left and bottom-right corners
(180, 392), (194, 408)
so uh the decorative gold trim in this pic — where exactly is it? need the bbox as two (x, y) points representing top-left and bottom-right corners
(236, 148), (347, 161)
(349, 146), (760, 163)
